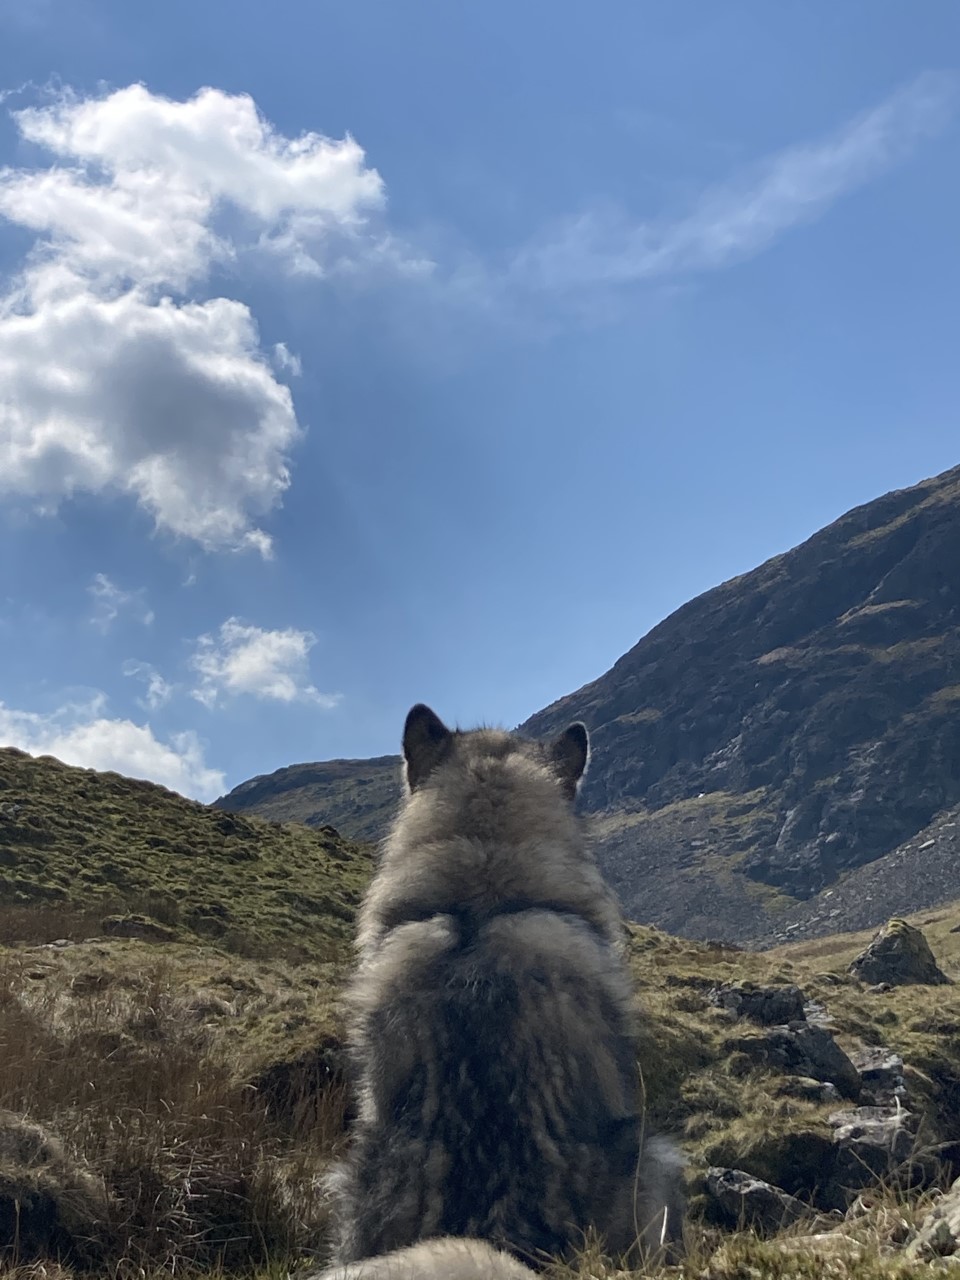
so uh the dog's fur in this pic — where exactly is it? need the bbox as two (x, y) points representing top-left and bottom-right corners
(327, 705), (685, 1271)
(315, 1236), (537, 1280)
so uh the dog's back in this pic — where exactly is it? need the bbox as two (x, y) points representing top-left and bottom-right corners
(329, 706), (684, 1270)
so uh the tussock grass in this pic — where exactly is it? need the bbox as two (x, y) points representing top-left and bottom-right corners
(0, 929), (348, 1277)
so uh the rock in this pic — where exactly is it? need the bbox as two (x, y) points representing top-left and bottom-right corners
(829, 1105), (923, 1199)
(703, 1167), (810, 1234)
(849, 918), (950, 986)
(709, 982), (807, 1025)
(774, 1076), (842, 1104)
(725, 1023), (861, 1099)
(100, 913), (177, 943)
(851, 1046), (907, 1106)
(908, 1177), (960, 1259)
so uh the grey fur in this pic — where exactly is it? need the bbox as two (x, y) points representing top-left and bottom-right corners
(312, 1237), (537, 1280)
(328, 707), (685, 1271)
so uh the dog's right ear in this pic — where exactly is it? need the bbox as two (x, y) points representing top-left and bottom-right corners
(403, 704), (453, 791)
(550, 722), (589, 800)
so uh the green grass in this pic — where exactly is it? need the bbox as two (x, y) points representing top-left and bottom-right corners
(0, 747), (373, 964)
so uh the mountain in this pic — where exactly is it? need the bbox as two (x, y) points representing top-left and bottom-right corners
(0, 745), (372, 962)
(217, 463), (960, 945)
(214, 755), (399, 843)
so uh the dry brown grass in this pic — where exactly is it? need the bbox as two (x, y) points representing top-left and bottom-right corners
(1, 901), (960, 1279)
(0, 929), (348, 1278)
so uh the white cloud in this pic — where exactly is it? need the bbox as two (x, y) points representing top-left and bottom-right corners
(511, 71), (958, 292)
(4, 83), (386, 287)
(0, 695), (224, 801)
(272, 342), (302, 377)
(0, 84), (389, 552)
(88, 573), (153, 632)
(122, 659), (174, 711)
(190, 617), (339, 709)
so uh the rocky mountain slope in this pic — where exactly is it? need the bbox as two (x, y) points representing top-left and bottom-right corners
(217, 755), (399, 843)
(218, 463), (960, 945)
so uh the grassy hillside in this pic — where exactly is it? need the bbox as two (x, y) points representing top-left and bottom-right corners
(0, 746), (373, 963)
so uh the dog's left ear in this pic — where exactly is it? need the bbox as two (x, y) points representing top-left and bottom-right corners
(550, 722), (589, 800)
(403, 703), (453, 791)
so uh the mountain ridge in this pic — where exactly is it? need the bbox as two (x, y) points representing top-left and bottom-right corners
(217, 462), (960, 945)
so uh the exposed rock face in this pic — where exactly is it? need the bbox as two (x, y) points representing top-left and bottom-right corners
(703, 1168), (810, 1234)
(220, 465), (960, 945)
(709, 982), (806, 1025)
(849, 918), (951, 986)
(828, 1105), (922, 1200)
(523, 464), (960, 924)
(724, 1023), (861, 1100)
(850, 1046), (907, 1106)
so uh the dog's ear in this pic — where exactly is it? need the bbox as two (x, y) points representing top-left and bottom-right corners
(550, 722), (589, 800)
(403, 704), (454, 791)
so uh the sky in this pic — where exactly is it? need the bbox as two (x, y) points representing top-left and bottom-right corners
(0, 1), (958, 802)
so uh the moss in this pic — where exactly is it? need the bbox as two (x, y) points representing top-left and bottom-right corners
(0, 748), (373, 964)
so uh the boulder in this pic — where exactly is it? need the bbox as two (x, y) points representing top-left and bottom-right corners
(725, 1023), (861, 1099)
(709, 982), (806, 1025)
(828, 1105), (922, 1200)
(703, 1167), (810, 1234)
(848, 918), (950, 987)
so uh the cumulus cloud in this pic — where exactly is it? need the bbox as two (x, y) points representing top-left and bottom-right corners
(511, 71), (958, 293)
(0, 695), (223, 800)
(122, 659), (174, 711)
(88, 573), (153, 632)
(190, 617), (339, 709)
(0, 84), (388, 553)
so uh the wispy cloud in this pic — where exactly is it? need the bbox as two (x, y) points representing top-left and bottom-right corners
(88, 573), (154, 633)
(122, 659), (175, 711)
(510, 71), (958, 293)
(272, 342), (302, 377)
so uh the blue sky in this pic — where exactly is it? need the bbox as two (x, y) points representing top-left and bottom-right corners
(0, 1), (957, 801)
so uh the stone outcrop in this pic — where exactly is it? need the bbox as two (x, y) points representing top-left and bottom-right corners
(848, 919), (950, 987)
